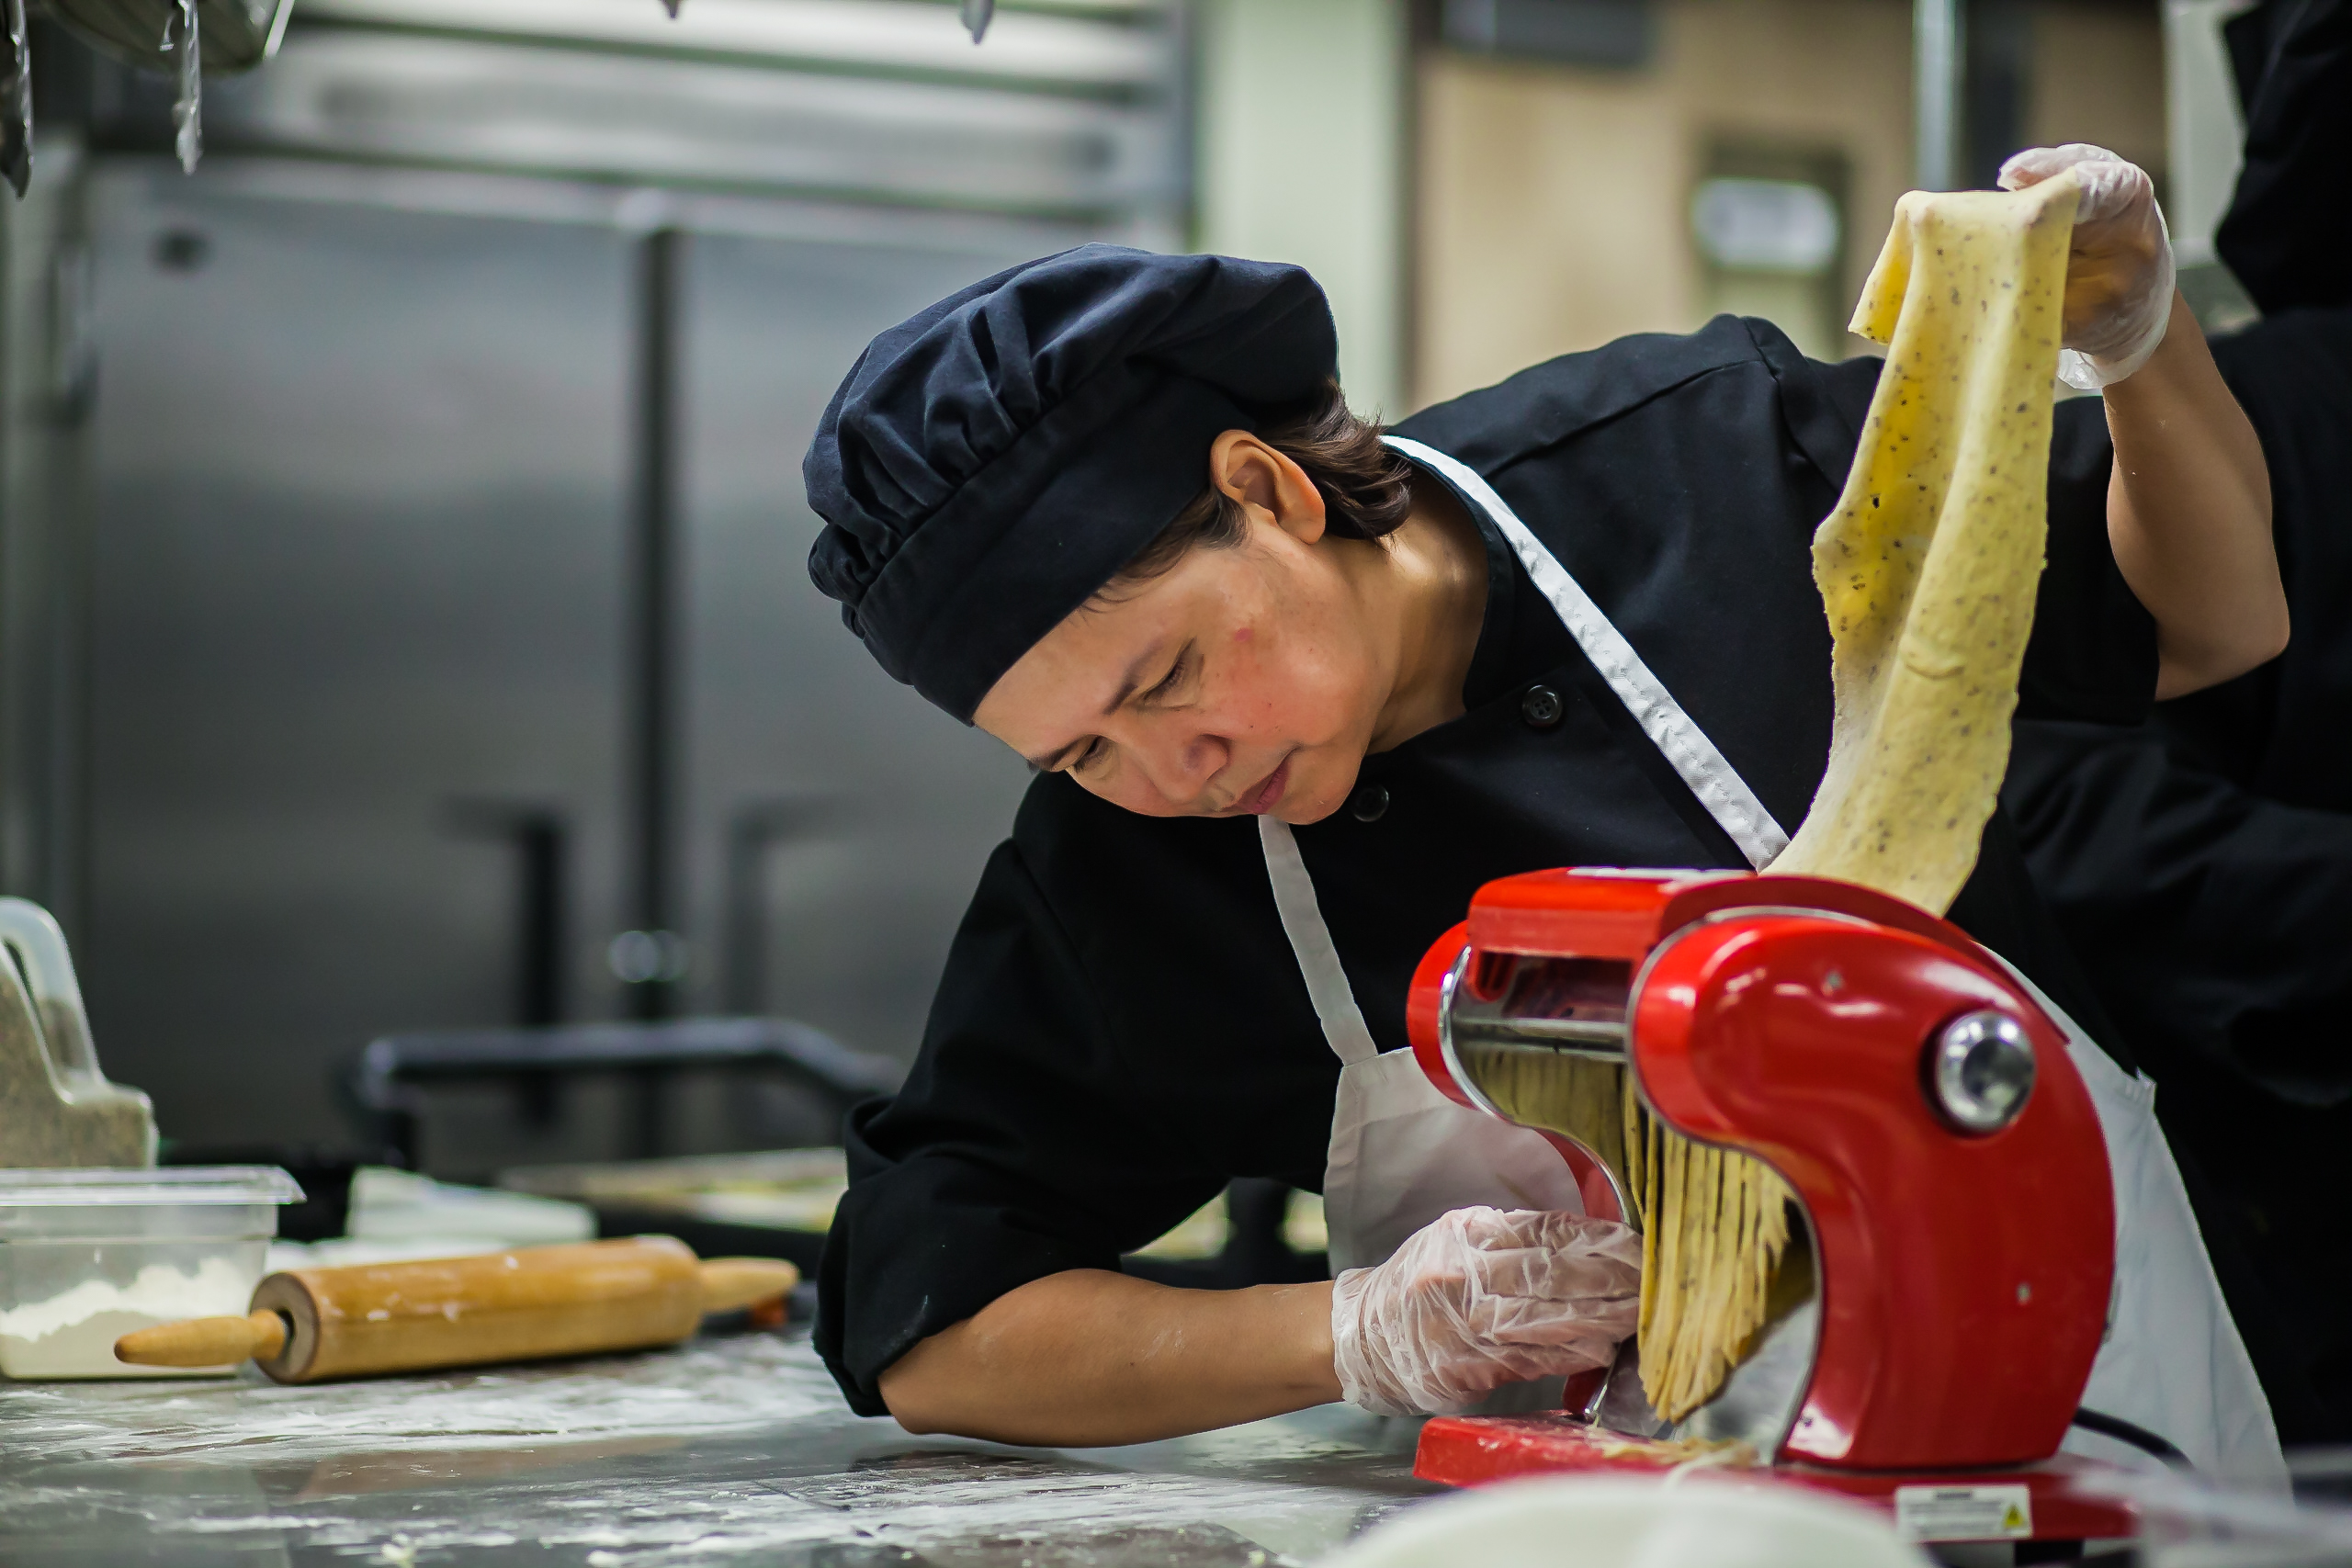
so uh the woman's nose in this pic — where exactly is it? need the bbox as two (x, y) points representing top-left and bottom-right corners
(1130, 727), (1225, 808)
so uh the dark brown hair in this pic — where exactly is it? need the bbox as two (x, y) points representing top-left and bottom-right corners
(1106, 378), (1416, 591)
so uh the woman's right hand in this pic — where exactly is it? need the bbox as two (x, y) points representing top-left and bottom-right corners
(1331, 1206), (1642, 1417)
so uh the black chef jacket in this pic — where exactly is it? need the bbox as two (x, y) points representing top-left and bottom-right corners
(2007, 9), (2352, 1437)
(817, 314), (2158, 1416)
(2007, 306), (2352, 1442)
(2012, 310), (2352, 1095)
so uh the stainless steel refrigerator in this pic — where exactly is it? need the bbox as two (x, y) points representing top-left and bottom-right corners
(7, 0), (1189, 1167)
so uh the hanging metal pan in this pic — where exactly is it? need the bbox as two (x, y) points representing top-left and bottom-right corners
(43, 0), (295, 76)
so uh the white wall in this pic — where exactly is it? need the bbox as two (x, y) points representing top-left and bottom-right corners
(1193, 0), (1409, 417)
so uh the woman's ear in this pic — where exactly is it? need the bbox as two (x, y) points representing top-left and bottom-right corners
(1207, 430), (1328, 545)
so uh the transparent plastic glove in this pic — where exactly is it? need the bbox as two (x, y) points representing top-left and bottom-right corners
(1998, 143), (2175, 390)
(1331, 1206), (1642, 1417)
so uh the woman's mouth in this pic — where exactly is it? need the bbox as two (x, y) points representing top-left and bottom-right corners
(1236, 757), (1292, 816)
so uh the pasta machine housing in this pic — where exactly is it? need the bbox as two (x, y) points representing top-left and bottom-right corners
(1405, 869), (2130, 1540)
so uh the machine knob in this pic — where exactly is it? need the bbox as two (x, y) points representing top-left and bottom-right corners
(1928, 1010), (2036, 1134)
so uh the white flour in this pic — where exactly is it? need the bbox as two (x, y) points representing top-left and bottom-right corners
(0, 1257), (252, 1378)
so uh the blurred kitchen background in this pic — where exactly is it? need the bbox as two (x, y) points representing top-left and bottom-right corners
(0, 0), (2244, 1187)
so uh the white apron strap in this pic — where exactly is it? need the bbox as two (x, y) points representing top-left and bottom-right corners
(1382, 434), (1791, 871)
(1260, 817), (1379, 1066)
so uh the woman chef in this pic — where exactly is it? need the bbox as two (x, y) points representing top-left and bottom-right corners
(802, 146), (2288, 1472)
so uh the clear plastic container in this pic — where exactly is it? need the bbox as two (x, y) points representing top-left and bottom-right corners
(0, 1167), (302, 1378)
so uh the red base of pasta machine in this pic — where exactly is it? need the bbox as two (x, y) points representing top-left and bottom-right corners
(1400, 868), (2130, 1545)
(1412, 1416), (2139, 1545)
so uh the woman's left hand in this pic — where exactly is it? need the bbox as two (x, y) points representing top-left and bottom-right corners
(1331, 1206), (1642, 1417)
(1999, 143), (2176, 389)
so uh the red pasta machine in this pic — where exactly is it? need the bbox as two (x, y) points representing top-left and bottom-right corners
(1405, 868), (2135, 1547)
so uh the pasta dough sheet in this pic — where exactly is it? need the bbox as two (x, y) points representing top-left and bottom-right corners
(1461, 1048), (1630, 1181)
(1772, 173), (2081, 915)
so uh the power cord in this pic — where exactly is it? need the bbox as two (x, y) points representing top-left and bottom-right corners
(2073, 1406), (2192, 1468)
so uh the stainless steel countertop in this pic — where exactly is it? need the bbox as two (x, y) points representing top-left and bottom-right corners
(0, 1326), (1442, 1565)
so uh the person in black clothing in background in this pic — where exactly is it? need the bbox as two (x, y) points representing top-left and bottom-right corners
(2006, 0), (2352, 1446)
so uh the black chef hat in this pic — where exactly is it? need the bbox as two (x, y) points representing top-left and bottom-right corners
(804, 244), (1338, 723)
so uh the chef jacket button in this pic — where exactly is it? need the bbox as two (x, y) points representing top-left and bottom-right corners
(1349, 784), (1389, 822)
(1521, 684), (1565, 729)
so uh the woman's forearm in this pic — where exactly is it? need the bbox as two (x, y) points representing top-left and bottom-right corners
(877, 1269), (1341, 1447)
(2103, 291), (2286, 698)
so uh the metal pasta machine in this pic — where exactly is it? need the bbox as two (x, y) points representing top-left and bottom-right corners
(1405, 868), (2133, 1548)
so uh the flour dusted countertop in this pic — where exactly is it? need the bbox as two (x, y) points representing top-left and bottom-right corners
(0, 1325), (1437, 1565)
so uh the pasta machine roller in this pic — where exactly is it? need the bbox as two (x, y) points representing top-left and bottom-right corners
(1405, 868), (2136, 1547)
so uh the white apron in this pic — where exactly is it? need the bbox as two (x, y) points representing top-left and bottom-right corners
(1266, 434), (2283, 1479)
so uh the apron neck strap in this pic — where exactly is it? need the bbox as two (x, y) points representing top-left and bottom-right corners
(1382, 434), (1790, 871)
(1259, 818), (1379, 1066)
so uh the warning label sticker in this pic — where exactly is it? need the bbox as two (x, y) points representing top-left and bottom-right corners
(1893, 1483), (2034, 1542)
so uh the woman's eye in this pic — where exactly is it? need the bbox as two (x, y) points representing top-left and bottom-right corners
(1145, 649), (1193, 703)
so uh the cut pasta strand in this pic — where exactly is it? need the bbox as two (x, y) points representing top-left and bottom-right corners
(1460, 1045), (1794, 1422)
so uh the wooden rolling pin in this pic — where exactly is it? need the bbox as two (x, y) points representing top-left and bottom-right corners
(113, 1236), (797, 1384)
